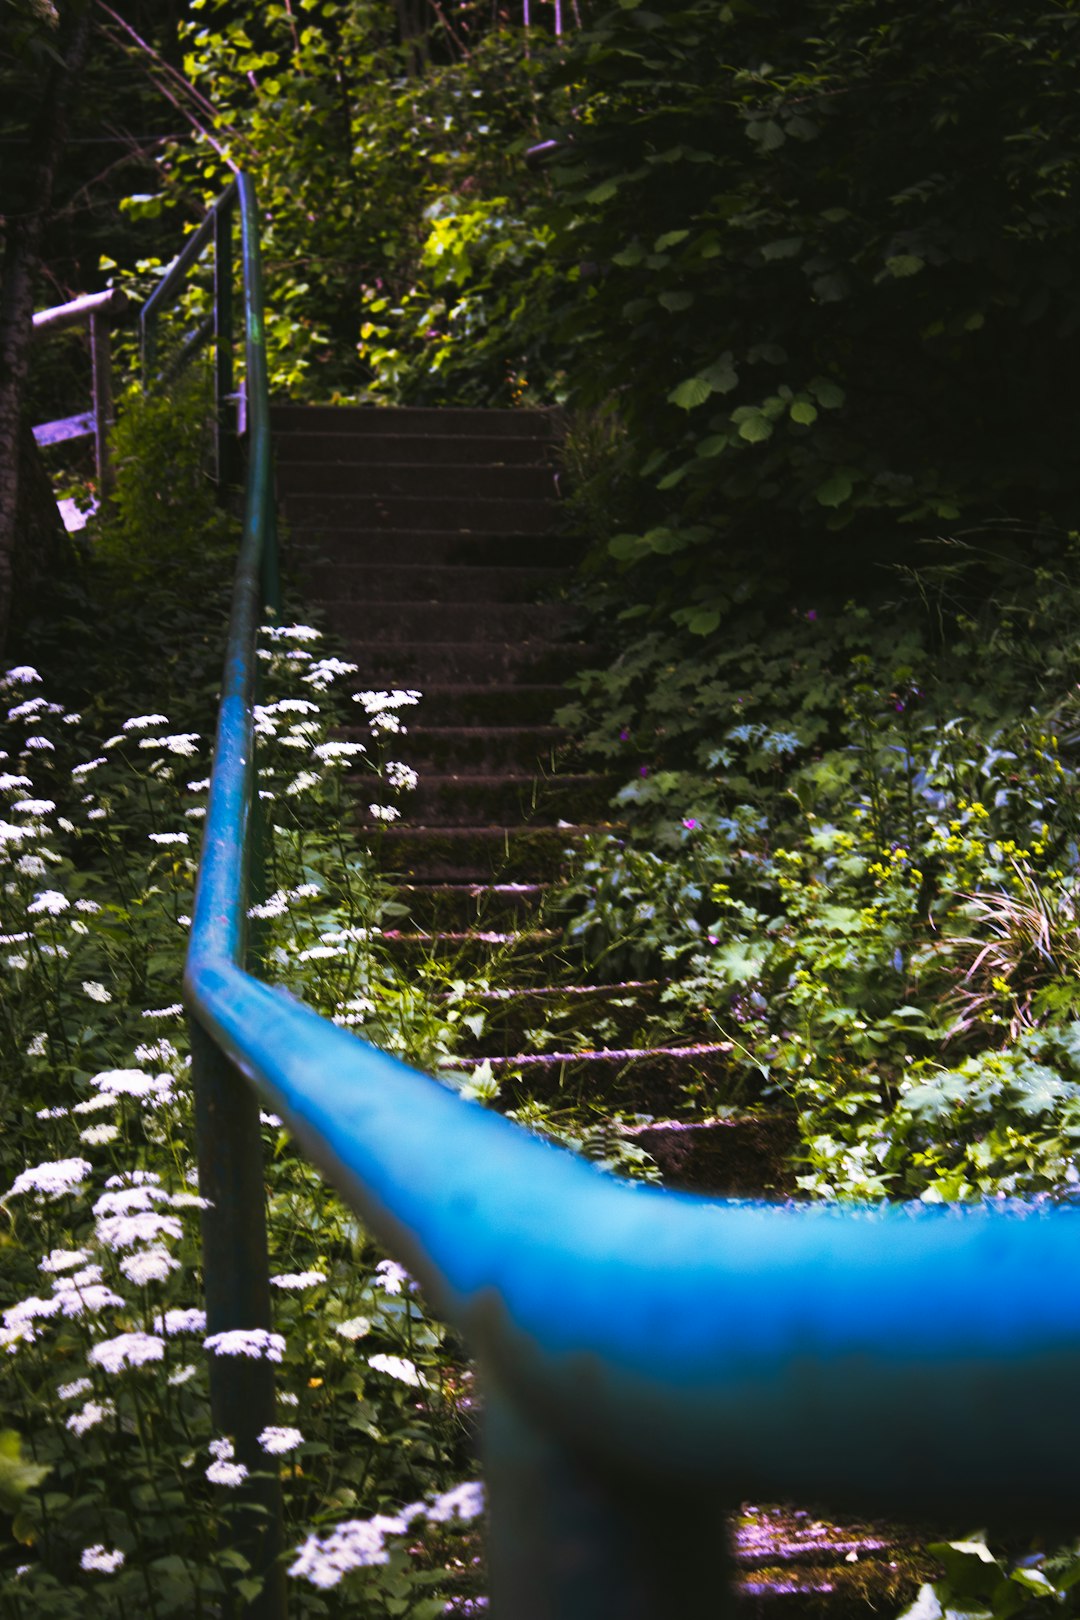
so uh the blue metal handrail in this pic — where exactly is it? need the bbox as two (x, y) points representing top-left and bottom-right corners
(159, 176), (1080, 1617)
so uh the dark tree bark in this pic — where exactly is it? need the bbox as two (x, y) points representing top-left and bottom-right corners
(0, 0), (92, 652)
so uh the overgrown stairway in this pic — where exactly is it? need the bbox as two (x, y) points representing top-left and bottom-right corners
(271, 401), (929, 1613)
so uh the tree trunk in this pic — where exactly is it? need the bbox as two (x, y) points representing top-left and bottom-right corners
(0, 0), (92, 653)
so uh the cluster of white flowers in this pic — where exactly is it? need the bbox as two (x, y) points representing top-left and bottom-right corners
(6, 1157), (91, 1201)
(122, 714), (170, 732)
(206, 1435), (248, 1487)
(27, 889), (68, 916)
(374, 1259), (411, 1296)
(303, 655), (357, 691)
(367, 1353), (428, 1388)
(384, 761), (418, 792)
(67, 1398), (116, 1436)
(88, 1331), (166, 1373)
(120, 1249), (180, 1286)
(288, 1483), (484, 1589)
(153, 1306), (207, 1336)
(335, 1316), (371, 1341)
(204, 1327), (286, 1362)
(270, 1270), (327, 1290)
(262, 623), (322, 643)
(311, 739), (366, 762)
(368, 802), (400, 823)
(259, 1424), (303, 1455)
(81, 1544), (125, 1573)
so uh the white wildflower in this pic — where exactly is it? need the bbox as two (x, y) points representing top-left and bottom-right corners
(41, 1248), (88, 1273)
(263, 623), (321, 642)
(27, 890), (68, 915)
(23, 736), (54, 751)
(312, 740), (366, 761)
(6, 1157), (91, 1200)
(120, 1249), (180, 1286)
(0, 773), (32, 792)
(13, 855), (43, 875)
(367, 1353), (428, 1388)
(288, 1511), (415, 1588)
(11, 798), (53, 816)
(141, 1003), (184, 1020)
(80, 1544), (125, 1573)
(368, 803), (400, 822)
(96, 1211), (183, 1250)
(88, 1332), (165, 1372)
(335, 1316), (371, 1341)
(374, 1259), (411, 1295)
(291, 882), (320, 899)
(167, 1362), (197, 1386)
(207, 1458), (249, 1486)
(303, 656), (358, 691)
(57, 1377), (92, 1400)
(2, 665), (41, 686)
(427, 1481), (485, 1523)
(67, 1399), (116, 1436)
(205, 1327), (286, 1361)
(259, 1425), (303, 1455)
(286, 771), (320, 797)
(140, 733), (199, 756)
(260, 1111), (283, 1128)
(271, 1271), (326, 1290)
(80, 1124), (120, 1146)
(248, 890), (289, 919)
(384, 762), (418, 791)
(154, 1307), (206, 1336)
(86, 807), (107, 820)
(71, 757), (106, 779)
(26, 1034), (48, 1058)
(354, 689), (421, 714)
(148, 831), (189, 846)
(122, 714), (169, 731)
(82, 980), (112, 1003)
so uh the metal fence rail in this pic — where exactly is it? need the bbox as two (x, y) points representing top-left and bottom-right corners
(158, 174), (1080, 1619)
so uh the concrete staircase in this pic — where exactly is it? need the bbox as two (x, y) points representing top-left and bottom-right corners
(271, 401), (928, 1612)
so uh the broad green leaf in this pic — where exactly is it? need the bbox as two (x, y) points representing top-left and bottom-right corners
(585, 179), (620, 204)
(747, 118), (784, 150)
(737, 413), (773, 443)
(700, 355), (738, 393)
(761, 237), (803, 261)
(612, 243), (644, 267)
(687, 608), (721, 636)
(668, 377), (712, 410)
(696, 433), (729, 458)
(1009, 1569), (1056, 1597)
(811, 378), (846, 409)
(659, 290), (694, 312)
(815, 472), (853, 506)
(655, 229), (689, 251)
(790, 399), (818, 425)
(886, 253), (925, 277)
(0, 1431), (50, 1515)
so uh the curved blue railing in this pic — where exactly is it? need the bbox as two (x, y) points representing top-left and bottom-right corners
(149, 176), (1080, 1617)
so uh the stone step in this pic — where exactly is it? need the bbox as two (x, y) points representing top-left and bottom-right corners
(461, 979), (672, 1052)
(280, 491), (561, 534)
(296, 562), (567, 605)
(275, 432), (555, 467)
(287, 530), (583, 569)
(396, 881), (548, 931)
(373, 823), (604, 884)
(320, 600), (573, 645)
(399, 686), (567, 727)
(392, 725), (568, 774)
(383, 927), (565, 973)
(337, 638), (593, 685)
(360, 772), (614, 828)
(271, 403), (557, 438)
(277, 460), (559, 502)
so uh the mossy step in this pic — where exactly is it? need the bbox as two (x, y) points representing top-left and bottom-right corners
(297, 563), (566, 605)
(396, 882), (548, 930)
(381, 927), (567, 973)
(271, 402), (557, 438)
(394, 726), (569, 774)
(335, 638), (594, 685)
(325, 600), (573, 645)
(281, 491), (561, 534)
(287, 531), (584, 569)
(732, 1505), (933, 1619)
(459, 979), (669, 1050)
(275, 431), (554, 467)
(357, 772), (614, 827)
(372, 823), (607, 883)
(441, 1040), (749, 1115)
(277, 460), (558, 502)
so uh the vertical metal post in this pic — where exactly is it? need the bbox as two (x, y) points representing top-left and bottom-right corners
(483, 1385), (734, 1620)
(214, 194), (237, 493)
(190, 1018), (286, 1618)
(88, 311), (114, 497)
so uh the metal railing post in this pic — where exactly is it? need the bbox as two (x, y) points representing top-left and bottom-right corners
(88, 311), (114, 496)
(190, 1016), (286, 1617)
(214, 192), (237, 493)
(483, 1385), (734, 1619)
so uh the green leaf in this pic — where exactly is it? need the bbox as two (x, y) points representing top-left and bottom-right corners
(747, 118), (784, 151)
(737, 412), (773, 444)
(0, 1432), (50, 1515)
(810, 378), (846, 409)
(815, 472), (853, 507)
(654, 229), (689, 251)
(696, 433), (729, 458)
(790, 399), (818, 425)
(585, 179), (620, 204)
(761, 237), (803, 261)
(886, 253), (925, 278)
(659, 290), (694, 312)
(687, 608), (721, 636)
(612, 243), (644, 267)
(1009, 1569), (1056, 1598)
(700, 355), (738, 393)
(668, 377), (712, 410)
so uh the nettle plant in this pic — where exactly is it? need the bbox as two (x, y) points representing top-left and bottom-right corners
(0, 630), (485, 1616)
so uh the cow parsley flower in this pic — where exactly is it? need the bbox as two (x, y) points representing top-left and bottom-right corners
(205, 1328), (285, 1362)
(57, 1377), (93, 1400)
(207, 1458), (249, 1486)
(0, 773), (32, 792)
(259, 1425), (303, 1455)
(368, 803), (400, 822)
(154, 1307), (206, 1336)
(335, 1316), (371, 1341)
(7, 1158), (91, 1200)
(67, 1398), (116, 1436)
(288, 1517), (401, 1586)
(374, 1259), (411, 1295)
(80, 1544), (125, 1573)
(367, 1354), (428, 1388)
(271, 1271), (326, 1290)
(12, 798), (54, 816)
(141, 1003), (184, 1020)
(2, 666), (41, 686)
(24, 736), (54, 751)
(384, 762), (418, 791)
(71, 756), (106, 779)
(80, 1124), (120, 1147)
(41, 1249), (88, 1274)
(427, 1481), (485, 1523)
(27, 890), (68, 915)
(96, 1209), (183, 1250)
(148, 831), (189, 846)
(120, 1249), (180, 1285)
(168, 1362), (197, 1386)
(88, 1332), (165, 1372)
(82, 980), (112, 1003)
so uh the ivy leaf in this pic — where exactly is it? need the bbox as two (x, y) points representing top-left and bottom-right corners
(885, 253), (925, 277)
(668, 377), (712, 410)
(815, 472), (853, 506)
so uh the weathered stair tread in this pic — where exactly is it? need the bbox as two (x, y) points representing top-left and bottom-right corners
(271, 402), (558, 436)
(277, 461), (559, 500)
(297, 563), (567, 603)
(275, 432), (555, 466)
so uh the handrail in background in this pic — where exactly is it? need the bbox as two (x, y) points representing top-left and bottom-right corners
(146, 175), (1080, 1619)
(32, 286), (128, 496)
